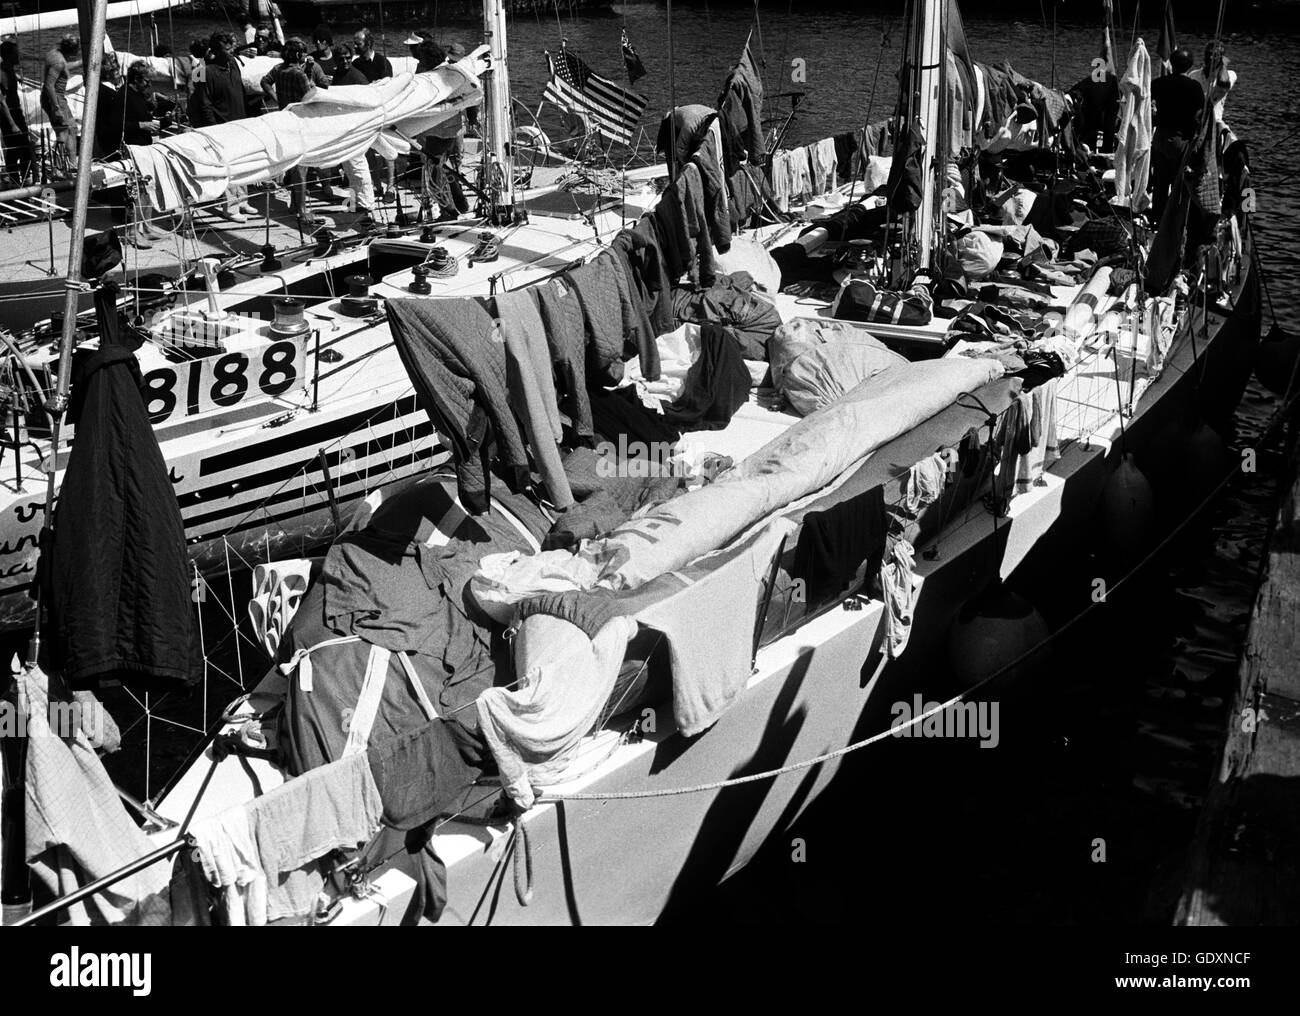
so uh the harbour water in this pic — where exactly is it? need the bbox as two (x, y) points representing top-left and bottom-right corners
(19, 4), (1298, 923)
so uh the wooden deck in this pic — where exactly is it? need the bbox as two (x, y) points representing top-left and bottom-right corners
(1176, 424), (1300, 925)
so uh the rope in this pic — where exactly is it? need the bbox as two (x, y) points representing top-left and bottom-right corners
(423, 245), (459, 277)
(509, 816), (534, 906)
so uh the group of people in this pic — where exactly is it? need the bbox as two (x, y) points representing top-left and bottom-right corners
(0, 33), (80, 183)
(0, 22), (476, 239)
(1149, 41), (1236, 220)
(183, 25), (474, 226)
(1069, 39), (1237, 222)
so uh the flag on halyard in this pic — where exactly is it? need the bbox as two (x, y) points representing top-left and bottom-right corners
(1099, 0), (1117, 75)
(1155, 0), (1177, 77)
(544, 47), (648, 145)
(622, 28), (647, 84)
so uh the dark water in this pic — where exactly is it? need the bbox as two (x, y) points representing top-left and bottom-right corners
(22, 5), (1299, 920)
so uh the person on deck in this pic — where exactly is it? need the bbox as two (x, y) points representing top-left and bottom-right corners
(41, 34), (82, 174)
(353, 29), (395, 200)
(327, 41), (375, 222)
(93, 52), (124, 159)
(306, 28), (344, 194)
(330, 41), (366, 86)
(106, 62), (171, 247)
(1150, 47), (1204, 221)
(0, 39), (33, 184)
(413, 36), (442, 74)
(418, 43), (468, 222)
(184, 38), (210, 96)
(405, 31), (429, 67)
(351, 29), (392, 82)
(1188, 41), (1236, 126)
(446, 42), (478, 131)
(261, 38), (329, 226)
(311, 26), (344, 80)
(189, 31), (259, 221)
(242, 24), (281, 59)
(325, 42), (377, 223)
(260, 36), (329, 110)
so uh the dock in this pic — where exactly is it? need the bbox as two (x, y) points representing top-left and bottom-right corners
(1176, 420), (1300, 925)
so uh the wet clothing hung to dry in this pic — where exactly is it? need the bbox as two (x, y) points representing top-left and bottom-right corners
(386, 297), (530, 514)
(792, 485), (888, 603)
(535, 277), (595, 442)
(717, 42), (764, 165)
(728, 164), (773, 231)
(42, 285), (197, 692)
(491, 289), (574, 508)
(613, 217), (675, 338)
(566, 251), (661, 384)
(660, 162), (721, 287)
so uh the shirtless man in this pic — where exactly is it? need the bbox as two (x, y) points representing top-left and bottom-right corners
(42, 34), (82, 173)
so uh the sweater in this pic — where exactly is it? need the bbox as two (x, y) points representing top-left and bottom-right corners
(385, 298), (530, 513)
(536, 279), (594, 442)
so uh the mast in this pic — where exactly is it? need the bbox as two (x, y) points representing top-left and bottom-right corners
(482, 0), (519, 224)
(4, 0), (110, 930)
(915, 0), (945, 270)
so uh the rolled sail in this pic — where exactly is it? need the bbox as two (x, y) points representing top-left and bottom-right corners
(125, 57), (482, 212)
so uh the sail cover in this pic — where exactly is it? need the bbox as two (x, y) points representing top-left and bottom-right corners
(125, 60), (482, 212)
(0, 0), (184, 35)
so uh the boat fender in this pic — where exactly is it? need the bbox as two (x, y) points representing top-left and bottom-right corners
(1100, 453), (1157, 562)
(1254, 323), (1300, 397)
(1144, 418), (1228, 504)
(947, 586), (1050, 690)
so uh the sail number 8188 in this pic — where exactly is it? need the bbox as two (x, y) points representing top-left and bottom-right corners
(142, 340), (304, 424)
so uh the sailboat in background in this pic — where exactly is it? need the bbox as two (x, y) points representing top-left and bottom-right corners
(0, 0), (663, 631)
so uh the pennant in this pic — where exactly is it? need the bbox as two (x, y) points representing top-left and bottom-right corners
(1155, 0), (1177, 78)
(622, 28), (647, 85)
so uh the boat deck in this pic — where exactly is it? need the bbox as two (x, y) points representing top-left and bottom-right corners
(145, 242), (1173, 921)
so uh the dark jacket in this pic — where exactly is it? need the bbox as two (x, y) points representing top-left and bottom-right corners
(717, 45), (764, 163)
(189, 57), (246, 126)
(385, 297), (530, 513)
(613, 217), (674, 337)
(1152, 73), (1205, 140)
(43, 285), (197, 692)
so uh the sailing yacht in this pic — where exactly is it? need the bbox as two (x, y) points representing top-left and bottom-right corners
(2, 0), (1262, 926)
(0, 3), (660, 630)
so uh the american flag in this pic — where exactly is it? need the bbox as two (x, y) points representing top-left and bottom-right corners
(543, 48), (647, 145)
